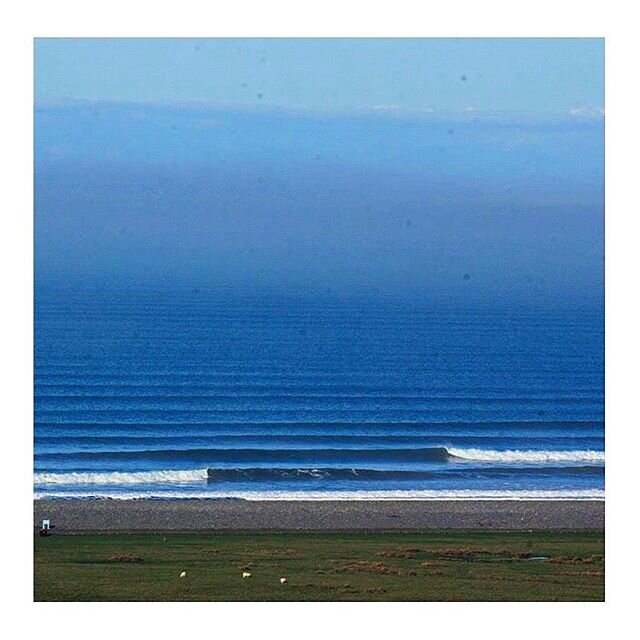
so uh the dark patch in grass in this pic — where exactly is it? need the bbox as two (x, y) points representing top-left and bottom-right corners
(377, 546), (423, 558)
(331, 560), (407, 576)
(549, 556), (596, 565)
(242, 548), (299, 558)
(106, 555), (143, 563)
(423, 548), (554, 562)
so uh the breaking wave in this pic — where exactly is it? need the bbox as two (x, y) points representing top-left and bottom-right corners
(34, 461), (603, 487)
(448, 448), (604, 463)
(34, 469), (208, 485)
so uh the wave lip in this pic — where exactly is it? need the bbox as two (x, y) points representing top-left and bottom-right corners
(448, 448), (604, 464)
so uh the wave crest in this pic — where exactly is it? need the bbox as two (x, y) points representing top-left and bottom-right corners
(448, 448), (604, 463)
(34, 469), (208, 485)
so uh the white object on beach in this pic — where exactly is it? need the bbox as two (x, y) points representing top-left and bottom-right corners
(242, 571), (251, 578)
(179, 571), (187, 578)
(280, 577), (287, 585)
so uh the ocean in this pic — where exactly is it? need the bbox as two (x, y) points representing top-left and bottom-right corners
(34, 289), (604, 500)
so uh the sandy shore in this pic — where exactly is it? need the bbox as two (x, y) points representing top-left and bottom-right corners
(34, 499), (604, 532)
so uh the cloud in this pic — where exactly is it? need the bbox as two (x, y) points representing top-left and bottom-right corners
(569, 106), (605, 118)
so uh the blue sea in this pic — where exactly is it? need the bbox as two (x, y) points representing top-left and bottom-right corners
(34, 289), (604, 500)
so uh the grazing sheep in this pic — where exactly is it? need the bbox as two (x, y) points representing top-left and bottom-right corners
(280, 577), (288, 585)
(179, 571), (187, 578)
(242, 571), (251, 578)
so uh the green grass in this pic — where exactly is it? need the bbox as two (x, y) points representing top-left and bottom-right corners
(34, 530), (604, 601)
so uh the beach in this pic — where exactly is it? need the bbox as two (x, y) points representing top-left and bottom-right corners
(34, 499), (604, 532)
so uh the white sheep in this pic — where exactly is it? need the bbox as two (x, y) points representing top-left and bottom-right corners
(280, 577), (287, 585)
(242, 571), (251, 578)
(179, 571), (187, 578)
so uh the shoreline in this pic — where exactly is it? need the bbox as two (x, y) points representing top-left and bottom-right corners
(33, 489), (605, 501)
(34, 499), (604, 532)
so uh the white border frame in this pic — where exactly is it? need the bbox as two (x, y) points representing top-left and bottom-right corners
(4, 1), (638, 637)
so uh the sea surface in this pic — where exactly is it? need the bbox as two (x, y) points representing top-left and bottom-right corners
(34, 290), (604, 500)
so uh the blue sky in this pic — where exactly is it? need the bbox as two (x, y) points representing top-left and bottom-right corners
(34, 39), (604, 306)
(35, 38), (603, 116)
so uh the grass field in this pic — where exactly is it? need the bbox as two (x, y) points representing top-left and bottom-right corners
(34, 530), (604, 601)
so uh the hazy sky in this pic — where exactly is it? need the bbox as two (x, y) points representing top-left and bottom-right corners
(34, 39), (604, 307)
(35, 38), (603, 115)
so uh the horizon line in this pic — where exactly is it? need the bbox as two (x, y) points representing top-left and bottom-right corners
(35, 96), (605, 124)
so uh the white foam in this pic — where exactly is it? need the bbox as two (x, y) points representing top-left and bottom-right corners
(448, 448), (604, 464)
(34, 469), (208, 485)
(33, 488), (605, 501)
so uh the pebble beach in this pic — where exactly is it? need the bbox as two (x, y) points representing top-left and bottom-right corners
(34, 499), (604, 532)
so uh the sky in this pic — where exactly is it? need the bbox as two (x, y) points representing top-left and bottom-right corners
(34, 39), (604, 307)
(35, 38), (603, 115)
